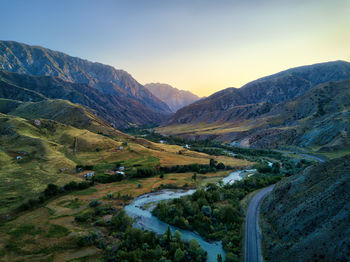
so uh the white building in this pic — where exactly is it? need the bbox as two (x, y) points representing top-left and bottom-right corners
(83, 172), (95, 178)
(184, 144), (191, 149)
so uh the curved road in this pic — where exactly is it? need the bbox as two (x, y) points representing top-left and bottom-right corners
(244, 185), (275, 262)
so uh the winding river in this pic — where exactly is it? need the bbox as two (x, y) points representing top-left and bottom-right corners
(125, 169), (256, 262)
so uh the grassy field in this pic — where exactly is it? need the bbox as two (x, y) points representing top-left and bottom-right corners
(156, 120), (267, 137)
(0, 113), (250, 214)
(0, 109), (253, 261)
(0, 170), (234, 261)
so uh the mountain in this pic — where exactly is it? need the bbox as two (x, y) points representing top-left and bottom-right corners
(145, 83), (200, 112)
(0, 69), (167, 128)
(245, 78), (350, 150)
(0, 98), (129, 139)
(0, 40), (171, 126)
(165, 60), (350, 125)
(261, 155), (350, 261)
(158, 61), (350, 153)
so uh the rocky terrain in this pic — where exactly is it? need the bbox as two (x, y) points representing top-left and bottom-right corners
(165, 60), (350, 125)
(145, 83), (200, 112)
(261, 155), (350, 261)
(159, 61), (350, 153)
(0, 40), (171, 127)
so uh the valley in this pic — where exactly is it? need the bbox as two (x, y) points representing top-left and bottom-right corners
(0, 37), (349, 262)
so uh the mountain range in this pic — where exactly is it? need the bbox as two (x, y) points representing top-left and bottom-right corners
(158, 60), (350, 153)
(145, 83), (200, 112)
(1, 40), (350, 153)
(0, 40), (171, 128)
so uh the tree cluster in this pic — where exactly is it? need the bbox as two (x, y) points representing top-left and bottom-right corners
(153, 174), (283, 260)
(17, 181), (93, 211)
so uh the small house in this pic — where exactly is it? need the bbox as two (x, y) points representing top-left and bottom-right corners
(159, 140), (166, 144)
(83, 172), (95, 179)
(119, 166), (125, 171)
(115, 171), (125, 176)
(184, 144), (191, 149)
(16, 156), (22, 160)
(118, 146), (124, 150)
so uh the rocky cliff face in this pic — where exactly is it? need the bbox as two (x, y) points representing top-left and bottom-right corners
(261, 155), (350, 262)
(0, 40), (171, 120)
(145, 83), (200, 112)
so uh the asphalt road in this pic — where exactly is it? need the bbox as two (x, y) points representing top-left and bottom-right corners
(244, 185), (275, 262)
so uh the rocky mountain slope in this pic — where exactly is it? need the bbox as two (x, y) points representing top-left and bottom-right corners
(165, 60), (350, 125)
(0, 69), (167, 128)
(159, 61), (350, 153)
(145, 83), (200, 112)
(0, 40), (171, 126)
(245, 79), (350, 150)
(261, 155), (350, 261)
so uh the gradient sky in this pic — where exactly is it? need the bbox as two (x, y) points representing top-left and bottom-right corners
(1, 0), (350, 96)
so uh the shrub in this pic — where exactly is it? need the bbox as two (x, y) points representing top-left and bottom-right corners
(89, 200), (100, 207)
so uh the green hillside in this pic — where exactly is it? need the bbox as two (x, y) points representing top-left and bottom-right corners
(0, 113), (121, 213)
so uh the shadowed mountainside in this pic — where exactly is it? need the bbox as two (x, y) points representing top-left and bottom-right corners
(145, 83), (200, 112)
(261, 155), (350, 261)
(0, 69), (167, 128)
(165, 60), (350, 125)
(0, 40), (171, 127)
(158, 61), (350, 154)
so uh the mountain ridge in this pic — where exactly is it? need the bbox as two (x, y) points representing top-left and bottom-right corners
(158, 61), (350, 153)
(165, 60), (350, 125)
(145, 83), (200, 112)
(0, 40), (171, 126)
(0, 69), (167, 128)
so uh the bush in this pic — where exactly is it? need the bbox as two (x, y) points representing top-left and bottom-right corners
(89, 200), (100, 207)
(256, 163), (272, 173)
(216, 162), (225, 170)
(44, 184), (60, 197)
(134, 168), (158, 178)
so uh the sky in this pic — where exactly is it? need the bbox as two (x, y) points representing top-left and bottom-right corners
(1, 0), (350, 97)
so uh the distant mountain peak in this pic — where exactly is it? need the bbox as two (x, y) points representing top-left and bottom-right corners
(145, 83), (200, 112)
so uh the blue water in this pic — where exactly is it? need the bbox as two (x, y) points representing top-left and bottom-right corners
(124, 170), (249, 262)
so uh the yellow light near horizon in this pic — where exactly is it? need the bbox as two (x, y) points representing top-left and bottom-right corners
(129, 30), (350, 97)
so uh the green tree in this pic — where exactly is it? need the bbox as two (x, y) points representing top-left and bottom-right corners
(189, 239), (202, 257)
(216, 162), (225, 169)
(111, 210), (132, 232)
(272, 162), (280, 174)
(174, 230), (182, 242)
(174, 248), (184, 262)
(192, 173), (197, 182)
(210, 158), (218, 167)
(166, 226), (172, 242)
(225, 252), (238, 262)
(217, 254), (223, 262)
(201, 205), (212, 216)
(44, 184), (60, 197)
